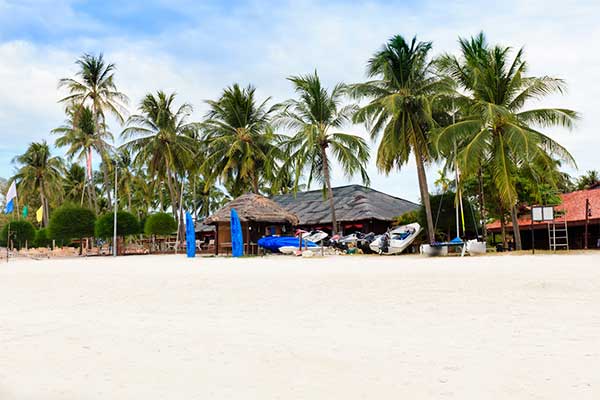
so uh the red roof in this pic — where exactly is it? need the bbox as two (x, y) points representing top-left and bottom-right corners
(487, 188), (600, 231)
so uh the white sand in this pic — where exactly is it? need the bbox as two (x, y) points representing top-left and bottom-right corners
(1, 253), (600, 399)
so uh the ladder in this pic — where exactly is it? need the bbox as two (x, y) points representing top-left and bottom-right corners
(548, 219), (569, 251)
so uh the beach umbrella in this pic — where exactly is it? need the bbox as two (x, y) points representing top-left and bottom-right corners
(230, 208), (243, 257)
(185, 211), (196, 258)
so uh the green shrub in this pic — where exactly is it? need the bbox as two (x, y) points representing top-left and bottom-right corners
(144, 212), (177, 236)
(48, 205), (96, 241)
(33, 228), (52, 248)
(95, 211), (140, 239)
(0, 220), (35, 249)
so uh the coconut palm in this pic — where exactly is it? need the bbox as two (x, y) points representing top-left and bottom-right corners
(435, 33), (577, 249)
(201, 84), (283, 196)
(12, 141), (65, 226)
(276, 71), (370, 234)
(121, 91), (198, 233)
(350, 35), (447, 242)
(58, 53), (129, 207)
(51, 105), (113, 211)
(63, 163), (88, 206)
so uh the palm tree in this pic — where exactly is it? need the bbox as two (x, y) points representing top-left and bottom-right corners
(201, 84), (282, 196)
(58, 53), (129, 207)
(276, 71), (370, 234)
(576, 170), (600, 190)
(351, 35), (446, 243)
(51, 105), (113, 212)
(12, 141), (65, 226)
(121, 91), (198, 234)
(435, 33), (577, 249)
(63, 163), (87, 206)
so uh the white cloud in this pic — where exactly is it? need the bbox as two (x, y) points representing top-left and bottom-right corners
(0, 0), (598, 203)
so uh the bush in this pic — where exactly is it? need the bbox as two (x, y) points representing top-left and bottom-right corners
(33, 228), (52, 248)
(144, 212), (177, 236)
(0, 220), (35, 249)
(48, 205), (96, 241)
(95, 211), (140, 239)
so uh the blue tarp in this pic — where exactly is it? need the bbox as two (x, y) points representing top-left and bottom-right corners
(185, 211), (195, 258)
(257, 236), (318, 252)
(230, 208), (243, 257)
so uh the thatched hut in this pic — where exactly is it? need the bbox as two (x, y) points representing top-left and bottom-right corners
(204, 193), (299, 255)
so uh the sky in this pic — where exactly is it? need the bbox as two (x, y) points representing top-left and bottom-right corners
(0, 0), (598, 202)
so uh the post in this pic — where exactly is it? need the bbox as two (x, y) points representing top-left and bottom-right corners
(6, 222), (9, 263)
(584, 198), (590, 250)
(531, 219), (535, 255)
(113, 162), (118, 257)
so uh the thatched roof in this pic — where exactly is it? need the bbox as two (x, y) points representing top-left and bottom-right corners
(205, 193), (299, 225)
(272, 184), (419, 225)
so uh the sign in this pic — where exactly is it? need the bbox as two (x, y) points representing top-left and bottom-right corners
(531, 206), (554, 222)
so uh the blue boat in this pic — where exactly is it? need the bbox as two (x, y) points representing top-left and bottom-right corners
(258, 236), (317, 253)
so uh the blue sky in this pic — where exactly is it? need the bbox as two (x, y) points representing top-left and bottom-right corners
(1, 0), (598, 201)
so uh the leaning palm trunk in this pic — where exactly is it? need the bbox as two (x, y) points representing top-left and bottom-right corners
(510, 205), (522, 250)
(321, 146), (338, 235)
(101, 157), (113, 208)
(414, 146), (435, 243)
(478, 167), (487, 242)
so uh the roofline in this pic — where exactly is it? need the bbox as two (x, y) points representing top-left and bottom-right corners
(272, 184), (420, 207)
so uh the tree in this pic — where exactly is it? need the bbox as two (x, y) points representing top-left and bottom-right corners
(48, 205), (96, 253)
(95, 211), (140, 239)
(202, 84), (282, 196)
(144, 213), (177, 236)
(351, 35), (445, 243)
(12, 141), (65, 227)
(63, 163), (87, 205)
(121, 91), (198, 236)
(1, 220), (36, 249)
(435, 32), (577, 249)
(58, 53), (128, 208)
(52, 105), (114, 211)
(276, 71), (370, 234)
(576, 170), (600, 190)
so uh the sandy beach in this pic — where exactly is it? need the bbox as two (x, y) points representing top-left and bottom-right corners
(1, 253), (599, 399)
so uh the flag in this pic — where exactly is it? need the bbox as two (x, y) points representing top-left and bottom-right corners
(22, 205), (28, 218)
(36, 206), (43, 223)
(4, 181), (17, 214)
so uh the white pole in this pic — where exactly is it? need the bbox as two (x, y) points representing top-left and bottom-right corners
(113, 162), (118, 257)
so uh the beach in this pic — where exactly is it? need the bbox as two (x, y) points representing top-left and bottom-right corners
(1, 253), (599, 399)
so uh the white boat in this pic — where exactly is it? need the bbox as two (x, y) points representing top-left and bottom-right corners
(466, 239), (487, 255)
(301, 230), (328, 243)
(370, 223), (422, 255)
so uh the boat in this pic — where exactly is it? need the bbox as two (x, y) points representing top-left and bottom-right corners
(466, 239), (486, 255)
(257, 236), (317, 254)
(301, 230), (328, 244)
(369, 223), (422, 255)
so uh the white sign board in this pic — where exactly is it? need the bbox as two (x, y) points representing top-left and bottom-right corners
(532, 206), (554, 222)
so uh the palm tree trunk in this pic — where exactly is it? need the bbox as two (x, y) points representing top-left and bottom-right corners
(414, 146), (435, 243)
(101, 160), (113, 208)
(321, 146), (338, 235)
(39, 183), (49, 227)
(478, 166), (487, 242)
(510, 205), (522, 250)
(499, 205), (507, 249)
(252, 174), (260, 194)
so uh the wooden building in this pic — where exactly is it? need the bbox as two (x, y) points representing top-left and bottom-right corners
(487, 187), (600, 250)
(205, 193), (299, 255)
(272, 184), (419, 235)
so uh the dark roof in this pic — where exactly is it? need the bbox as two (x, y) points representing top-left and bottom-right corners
(205, 193), (299, 225)
(271, 184), (419, 225)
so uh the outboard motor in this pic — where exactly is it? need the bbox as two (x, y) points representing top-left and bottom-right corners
(380, 233), (390, 254)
